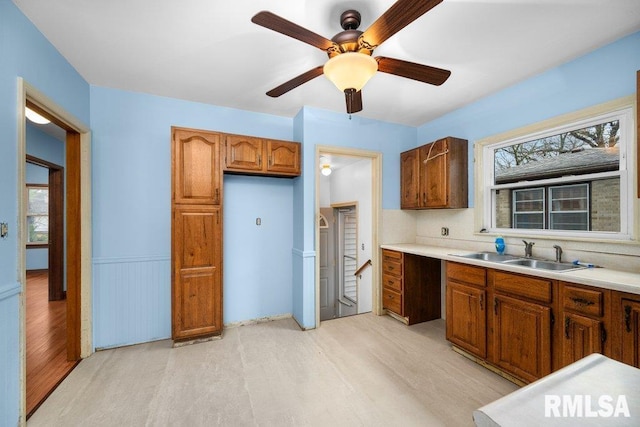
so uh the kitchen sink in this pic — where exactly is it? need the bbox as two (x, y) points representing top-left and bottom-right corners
(501, 258), (584, 271)
(454, 252), (520, 262)
(451, 252), (586, 271)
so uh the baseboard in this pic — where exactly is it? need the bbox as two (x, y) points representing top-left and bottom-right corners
(224, 313), (293, 329)
(451, 345), (527, 387)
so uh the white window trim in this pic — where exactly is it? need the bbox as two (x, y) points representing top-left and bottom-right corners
(475, 96), (637, 242)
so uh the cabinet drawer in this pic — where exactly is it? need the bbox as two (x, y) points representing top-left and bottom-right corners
(383, 273), (403, 293)
(492, 270), (552, 304)
(447, 262), (486, 287)
(562, 284), (605, 317)
(383, 288), (403, 315)
(382, 249), (403, 262)
(382, 260), (403, 277)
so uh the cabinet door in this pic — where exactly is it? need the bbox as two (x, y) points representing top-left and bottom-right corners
(225, 135), (263, 172)
(421, 139), (449, 208)
(491, 294), (552, 383)
(400, 149), (420, 209)
(172, 128), (220, 205)
(446, 281), (486, 358)
(621, 299), (640, 368)
(172, 205), (222, 340)
(267, 140), (300, 176)
(560, 312), (603, 368)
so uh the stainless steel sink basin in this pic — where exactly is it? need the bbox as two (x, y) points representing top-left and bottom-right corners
(451, 252), (585, 271)
(453, 252), (520, 262)
(502, 258), (584, 271)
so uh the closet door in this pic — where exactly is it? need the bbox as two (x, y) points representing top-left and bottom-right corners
(172, 205), (222, 340)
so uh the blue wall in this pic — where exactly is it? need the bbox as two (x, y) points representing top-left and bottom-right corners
(418, 31), (640, 207)
(90, 86), (295, 348)
(0, 0), (90, 423)
(90, 86), (414, 343)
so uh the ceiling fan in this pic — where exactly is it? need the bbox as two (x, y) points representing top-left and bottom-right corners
(251, 0), (451, 114)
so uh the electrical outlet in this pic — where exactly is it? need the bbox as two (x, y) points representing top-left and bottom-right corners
(441, 227), (449, 236)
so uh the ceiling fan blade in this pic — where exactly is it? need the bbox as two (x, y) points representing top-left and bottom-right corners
(360, 0), (443, 50)
(252, 11), (336, 51)
(345, 89), (363, 114)
(266, 66), (325, 97)
(376, 56), (451, 86)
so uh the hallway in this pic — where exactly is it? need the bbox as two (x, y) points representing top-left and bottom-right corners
(26, 270), (78, 417)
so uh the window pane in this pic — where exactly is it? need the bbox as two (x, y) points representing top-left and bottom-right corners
(494, 120), (619, 184)
(28, 188), (48, 214)
(27, 215), (48, 242)
(513, 213), (544, 229)
(550, 212), (588, 231)
(513, 188), (544, 229)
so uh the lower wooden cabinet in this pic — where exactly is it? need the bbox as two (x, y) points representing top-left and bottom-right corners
(446, 262), (487, 358)
(558, 282), (610, 368)
(613, 294), (640, 368)
(171, 205), (222, 341)
(491, 293), (552, 383)
(561, 312), (604, 367)
(382, 249), (440, 325)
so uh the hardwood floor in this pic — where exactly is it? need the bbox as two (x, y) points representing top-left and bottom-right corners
(29, 313), (518, 426)
(26, 270), (78, 418)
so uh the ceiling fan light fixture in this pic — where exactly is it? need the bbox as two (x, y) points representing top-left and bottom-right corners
(323, 52), (378, 92)
(25, 106), (50, 125)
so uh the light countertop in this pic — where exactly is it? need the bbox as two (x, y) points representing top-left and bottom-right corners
(381, 243), (640, 295)
(473, 353), (640, 426)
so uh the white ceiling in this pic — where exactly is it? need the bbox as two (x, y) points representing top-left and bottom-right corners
(13, 0), (640, 127)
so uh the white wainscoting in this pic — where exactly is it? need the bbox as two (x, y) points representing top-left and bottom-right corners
(93, 256), (171, 349)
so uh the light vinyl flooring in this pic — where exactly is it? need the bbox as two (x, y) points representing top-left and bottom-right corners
(28, 313), (518, 426)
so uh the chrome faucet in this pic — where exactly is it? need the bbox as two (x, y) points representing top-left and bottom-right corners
(522, 240), (534, 258)
(553, 245), (563, 263)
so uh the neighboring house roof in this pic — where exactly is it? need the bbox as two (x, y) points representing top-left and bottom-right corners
(495, 146), (619, 184)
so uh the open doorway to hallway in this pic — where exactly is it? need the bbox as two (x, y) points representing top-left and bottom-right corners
(316, 147), (382, 325)
(18, 83), (91, 420)
(23, 104), (79, 417)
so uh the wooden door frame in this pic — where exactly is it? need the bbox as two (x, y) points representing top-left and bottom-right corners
(25, 155), (65, 301)
(314, 146), (382, 328)
(17, 79), (92, 420)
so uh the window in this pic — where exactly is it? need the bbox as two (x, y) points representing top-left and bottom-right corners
(27, 185), (49, 244)
(478, 100), (634, 240)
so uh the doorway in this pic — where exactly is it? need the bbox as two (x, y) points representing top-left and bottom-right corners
(18, 79), (92, 419)
(315, 146), (382, 326)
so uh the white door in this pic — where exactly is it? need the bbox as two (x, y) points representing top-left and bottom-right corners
(319, 208), (336, 321)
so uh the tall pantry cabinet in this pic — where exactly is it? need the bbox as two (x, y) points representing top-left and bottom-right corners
(171, 127), (223, 341)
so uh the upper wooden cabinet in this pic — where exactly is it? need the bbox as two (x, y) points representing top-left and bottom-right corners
(224, 135), (301, 177)
(172, 127), (221, 205)
(400, 137), (468, 209)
